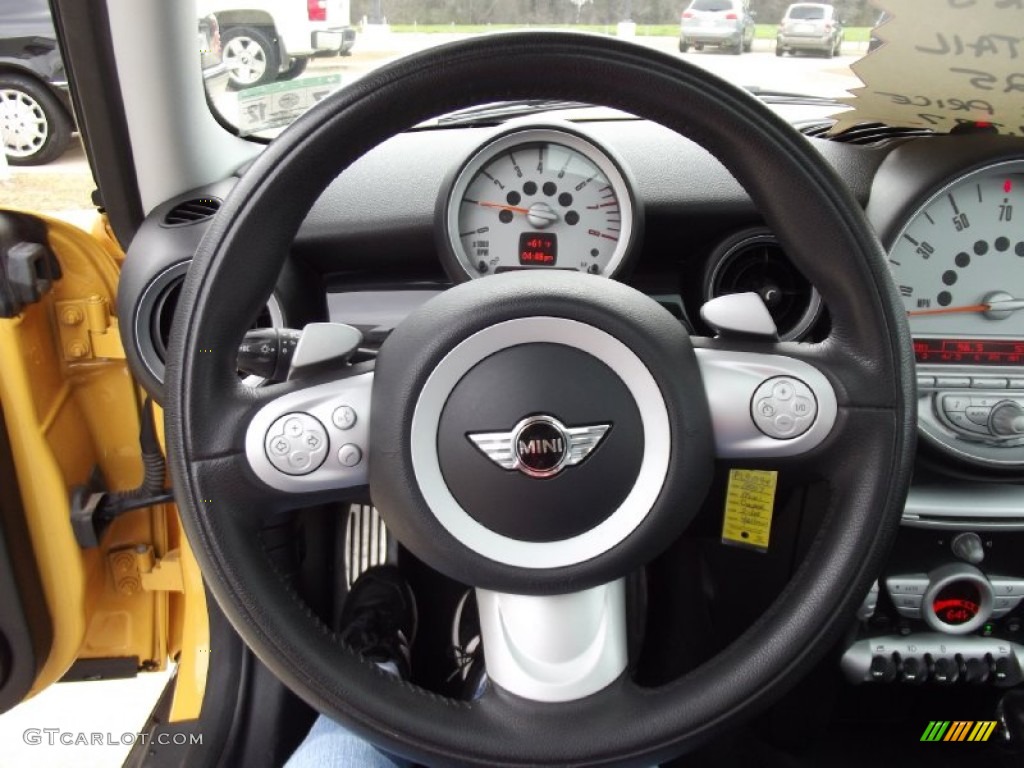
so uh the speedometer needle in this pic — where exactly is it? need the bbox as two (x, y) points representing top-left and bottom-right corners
(907, 297), (1024, 317)
(477, 201), (530, 214)
(907, 303), (992, 317)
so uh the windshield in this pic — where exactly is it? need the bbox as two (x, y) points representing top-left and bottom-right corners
(199, 0), (880, 140)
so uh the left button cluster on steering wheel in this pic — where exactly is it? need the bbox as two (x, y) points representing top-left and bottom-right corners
(264, 413), (330, 475)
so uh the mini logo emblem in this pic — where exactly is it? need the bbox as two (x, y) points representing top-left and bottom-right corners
(467, 415), (611, 478)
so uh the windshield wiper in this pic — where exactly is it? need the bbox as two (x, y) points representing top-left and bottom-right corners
(743, 87), (845, 107)
(429, 99), (594, 127)
(423, 90), (840, 129)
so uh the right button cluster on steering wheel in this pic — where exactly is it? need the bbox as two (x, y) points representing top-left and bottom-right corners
(751, 376), (818, 439)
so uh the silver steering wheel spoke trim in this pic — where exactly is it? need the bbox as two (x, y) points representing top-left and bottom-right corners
(477, 578), (628, 703)
(244, 372), (373, 493)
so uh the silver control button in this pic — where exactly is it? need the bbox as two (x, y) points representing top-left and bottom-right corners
(751, 376), (817, 440)
(916, 375), (936, 390)
(332, 405), (357, 430)
(971, 396), (1003, 408)
(965, 406), (992, 426)
(895, 607), (922, 620)
(892, 594), (924, 610)
(993, 595), (1023, 613)
(943, 411), (990, 435)
(942, 395), (971, 412)
(990, 578), (1024, 597)
(886, 575), (929, 596)
(773, 381), (794, 401)
(936, 377), (971, 388)
(264, 412), (329, 476)
(1010, 378), (1024, 389)
(338, 443), (363, 467)
(792, 396), (814, 418)
(972, 377), (1008, 389)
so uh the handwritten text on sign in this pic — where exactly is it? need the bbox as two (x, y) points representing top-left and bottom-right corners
(833, 0), (1024, 135)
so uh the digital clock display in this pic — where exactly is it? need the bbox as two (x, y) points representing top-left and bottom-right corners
(518, 232), (557, 266)
(913, 338), (1024, 365)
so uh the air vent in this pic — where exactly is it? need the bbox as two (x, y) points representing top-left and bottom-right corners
(704, 229), (822, 341)
(161, 197), (222, 227)
(137, 263), (283, 393)
(150, 278), (278, 366)
(799, 121), (936, 146)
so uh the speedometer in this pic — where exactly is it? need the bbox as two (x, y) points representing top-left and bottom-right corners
(888, 160), (1024, 468)
(441, 127), (638, 281)
(889, 163), (1024, 349)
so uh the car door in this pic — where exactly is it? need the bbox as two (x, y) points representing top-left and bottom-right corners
(0, 208), (198, 715)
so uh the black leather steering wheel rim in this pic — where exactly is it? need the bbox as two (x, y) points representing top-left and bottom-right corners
(165, 32), (916, 767)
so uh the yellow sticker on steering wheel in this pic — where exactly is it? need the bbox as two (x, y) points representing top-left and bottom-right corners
(721, 469), (778, 552)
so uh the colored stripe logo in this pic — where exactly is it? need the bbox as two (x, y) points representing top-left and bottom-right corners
(920, 721), (997, 742)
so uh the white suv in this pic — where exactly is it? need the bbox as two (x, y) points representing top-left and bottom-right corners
(200, 0), (356, 89)
(776, 3), (844, 58)
(679, 0), (755, 55)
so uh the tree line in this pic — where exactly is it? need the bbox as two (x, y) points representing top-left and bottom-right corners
(358, 0), (880, 28)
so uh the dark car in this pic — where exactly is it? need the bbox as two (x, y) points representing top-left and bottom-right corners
(0, 0), (75, 165)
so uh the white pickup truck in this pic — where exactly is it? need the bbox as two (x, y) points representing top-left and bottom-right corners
(199, 0), (356, 89)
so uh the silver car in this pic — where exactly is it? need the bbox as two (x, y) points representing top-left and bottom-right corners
(776, 3), (844, 58)
(679, 0), (755, 55)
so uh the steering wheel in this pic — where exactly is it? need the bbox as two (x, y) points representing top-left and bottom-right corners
(165, 32), (915, 767)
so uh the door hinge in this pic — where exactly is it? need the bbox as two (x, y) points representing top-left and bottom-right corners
(56, 294), (124, 361)
(108, 546), (184, 595)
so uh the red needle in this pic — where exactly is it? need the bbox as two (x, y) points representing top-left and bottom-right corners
(477, 201), (530, 214)
(906, 304), (992, 317)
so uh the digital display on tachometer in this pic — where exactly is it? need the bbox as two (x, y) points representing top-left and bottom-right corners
(519, 233), (557, 266)
(442, 128), (637, 281)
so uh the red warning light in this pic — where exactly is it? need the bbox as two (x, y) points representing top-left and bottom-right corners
(1005, 179), (1013, 194)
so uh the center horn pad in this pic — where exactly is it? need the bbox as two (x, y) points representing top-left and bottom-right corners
(438, 342), (643, 542)
(370, 271), (712, 595)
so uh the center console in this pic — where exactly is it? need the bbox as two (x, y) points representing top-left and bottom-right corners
(842, 503), (1024, 688)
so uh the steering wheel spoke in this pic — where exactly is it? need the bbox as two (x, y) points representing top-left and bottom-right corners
(475, 579), (629, 703)
(241, 369), (373, 503)
(692, 341), (839, 460)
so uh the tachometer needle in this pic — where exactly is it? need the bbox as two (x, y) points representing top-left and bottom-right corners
(477, 201), (530, 214)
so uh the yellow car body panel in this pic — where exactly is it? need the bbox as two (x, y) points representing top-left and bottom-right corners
(0, 211), (207, 717)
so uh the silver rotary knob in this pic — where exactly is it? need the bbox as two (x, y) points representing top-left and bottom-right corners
(989, 400), (1024, 437)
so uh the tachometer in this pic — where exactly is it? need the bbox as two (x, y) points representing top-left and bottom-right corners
(441, 128), (638, 281)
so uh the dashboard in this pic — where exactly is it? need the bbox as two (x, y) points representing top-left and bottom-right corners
(118, 110), (1024, 691)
